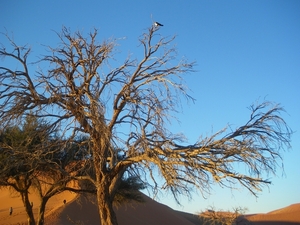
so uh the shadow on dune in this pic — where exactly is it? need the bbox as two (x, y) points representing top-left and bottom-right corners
(174, 211), (204, 225)
(42, 194), (300, 225)
(45, 194), (100, 225)
(45, 193), (200, 225)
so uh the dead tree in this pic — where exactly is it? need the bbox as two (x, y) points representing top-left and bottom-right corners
(0, 25), (291, 225)
(0, 114), (70, 225)
(200, 206), (250, 225)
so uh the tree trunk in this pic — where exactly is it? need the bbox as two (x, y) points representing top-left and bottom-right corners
(96, 178), (118, 225)
(37, 197), (49, 225)
(21, 192), (36, 225)
(92, 133), (118, 225)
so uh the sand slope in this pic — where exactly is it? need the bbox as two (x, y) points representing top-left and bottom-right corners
(0, 187), (197, 225)
(1, 186), (300, 225)
(45, 193), (198, 225)
(245, 203), (300, 225)
(0, 187), (77, 225)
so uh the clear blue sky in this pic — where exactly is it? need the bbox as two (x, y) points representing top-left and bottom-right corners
(1, 0), (299, 214)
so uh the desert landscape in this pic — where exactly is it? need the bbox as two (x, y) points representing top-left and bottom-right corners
(0, 187), (299, 225)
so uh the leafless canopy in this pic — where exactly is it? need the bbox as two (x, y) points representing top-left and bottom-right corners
(199, 206), (249, 225)
(0, 25), (292, 225)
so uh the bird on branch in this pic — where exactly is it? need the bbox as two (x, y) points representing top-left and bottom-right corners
(154, 22), (163, 27)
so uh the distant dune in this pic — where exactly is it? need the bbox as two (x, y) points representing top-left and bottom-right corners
(245, 203), (300, 225)
(0, 186), (299, 225)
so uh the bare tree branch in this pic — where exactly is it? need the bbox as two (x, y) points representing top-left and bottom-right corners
(0, 25), (292, 225)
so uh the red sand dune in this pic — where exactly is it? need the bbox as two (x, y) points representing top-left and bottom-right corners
(0, 187), (77, 225)
(1, 185), (300, 225)
(0, 187), (199, 225)
(45, 193), (199, 225)
(245, 203), (300, 225)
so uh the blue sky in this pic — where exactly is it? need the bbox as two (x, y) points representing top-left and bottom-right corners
(1, 0), (299, 214)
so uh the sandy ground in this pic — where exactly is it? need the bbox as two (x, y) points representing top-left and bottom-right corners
(0, 186), (299, 225)
(245, 203), (300, 225)
(0, 187), (77, 225)
(0, 187), (197, 225)
(44, 193), (198, 225)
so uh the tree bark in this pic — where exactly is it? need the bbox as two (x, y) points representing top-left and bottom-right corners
(37, 197), (49, 225)
(96, 181), (118, 225)
(88, 122), (119, 225)
(21, 192), (36, 225)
